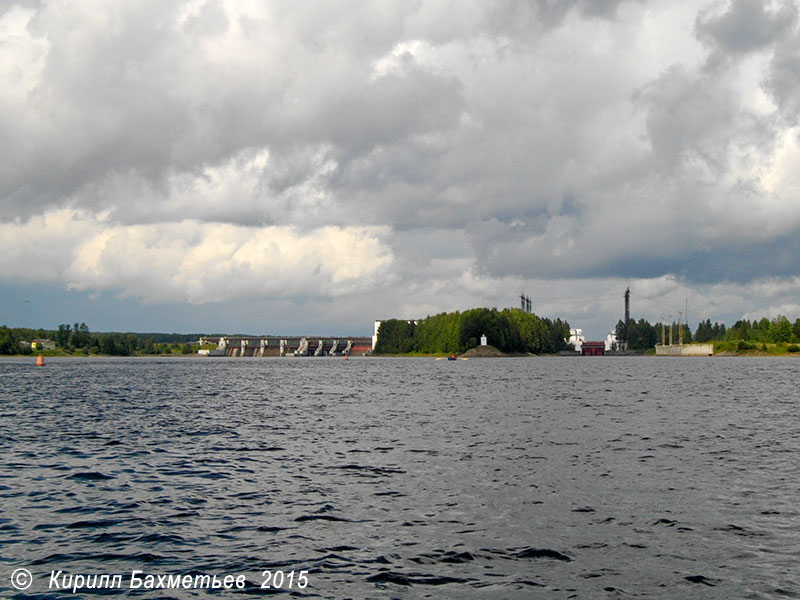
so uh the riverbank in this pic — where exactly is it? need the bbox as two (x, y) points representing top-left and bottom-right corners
(4, 349), (201, 358)
(373, 345), (540, 358)
(713, 341), (800, 356)
(6, 345), (800, 358)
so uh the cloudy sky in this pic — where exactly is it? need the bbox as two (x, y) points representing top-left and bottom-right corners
(2, 0), (800, 339)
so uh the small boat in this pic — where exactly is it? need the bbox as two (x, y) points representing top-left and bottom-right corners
(447, 355), (457, 361)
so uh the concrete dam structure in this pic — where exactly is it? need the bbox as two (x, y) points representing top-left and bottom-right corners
(198, 336), (373, 357)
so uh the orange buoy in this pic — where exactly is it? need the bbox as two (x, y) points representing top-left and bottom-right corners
(35, 355), (45, 367)
(344, 354), (349, 361)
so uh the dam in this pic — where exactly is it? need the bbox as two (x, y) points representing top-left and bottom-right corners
(197, 336), (373, 357)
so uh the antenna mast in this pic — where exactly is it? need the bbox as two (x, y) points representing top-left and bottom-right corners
(520, 293), (532, 313)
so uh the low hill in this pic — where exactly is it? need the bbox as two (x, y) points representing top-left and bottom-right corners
(461, 345), (504, 358)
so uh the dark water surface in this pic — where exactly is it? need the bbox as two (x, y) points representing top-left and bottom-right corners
(1, 356), (798, 599)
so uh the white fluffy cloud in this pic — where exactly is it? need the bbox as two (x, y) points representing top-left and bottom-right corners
(0, 210), (393, 302)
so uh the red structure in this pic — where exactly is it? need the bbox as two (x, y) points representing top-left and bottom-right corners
(581, 341), (605, 356)
(349, 339), (373, 355)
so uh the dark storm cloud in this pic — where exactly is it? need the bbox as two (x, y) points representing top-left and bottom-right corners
(2, 2), (203, 210)
(676, 234), (800, 283)
(637, 66), (737, 172)
(471, 204), (800, 285)
(2, 0), (800, 329)
(765, 32), (800, 124)
(489, 0), (634, 32)
(696, 0), (796, 57)
(0, 1), (469, 224)
(0, 0), (638, 226)
(319, 65), (465, 163)
(635, 64), (776, 175)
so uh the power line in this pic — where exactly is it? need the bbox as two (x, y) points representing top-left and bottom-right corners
(641, 297), (730, 324)
(532, 294), (620, 305)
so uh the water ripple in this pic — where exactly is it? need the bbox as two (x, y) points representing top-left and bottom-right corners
(1, 356), (797, 598)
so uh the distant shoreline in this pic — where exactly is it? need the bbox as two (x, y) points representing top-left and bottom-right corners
(3, 348), (800, 359)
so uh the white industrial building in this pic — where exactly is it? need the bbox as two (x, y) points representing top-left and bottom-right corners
(567, 328), (585, 352)
(605, 330), (618, 352)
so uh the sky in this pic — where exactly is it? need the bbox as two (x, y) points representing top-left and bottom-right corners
(2, 0), (800, 339)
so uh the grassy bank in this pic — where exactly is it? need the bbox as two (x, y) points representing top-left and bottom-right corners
(714, 341), (800, 355)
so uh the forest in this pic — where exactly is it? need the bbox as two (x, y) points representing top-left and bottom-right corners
(0, 323), (204, 356)
(373, 308), (571, 355)
(2, 313), (799, 356)
(616, 315), (800, 351)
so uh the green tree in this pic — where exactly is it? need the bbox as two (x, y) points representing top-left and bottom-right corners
(0, 326), (20, 354)
(101, 335), (118, 355)
(458, 308), (524, 352)
(124, 334), (138, 355)
(374, 308), (569, 355)
(56, 324), (71, 348)
(615, 319), (626, 343)
(695, 319), (713, 342)
(619, 318), (654, 350)
(374, 320), (416, 354)
(728, 320), (751, 341)
(770, 316), (792, 343)
(792, 319), (800, 343)
(503, 309), (549, 353)
(413, 312), (460, 354)
(70, 322), (91, 349)
(543, 317), (570, 353)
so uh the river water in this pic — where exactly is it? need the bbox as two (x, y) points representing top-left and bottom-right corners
(1, 356), (798, 599)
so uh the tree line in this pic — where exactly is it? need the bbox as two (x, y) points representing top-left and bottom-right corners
(616, 315), (800, 351)
(374, 308), (571, 354)
(0, 323), (204, 356)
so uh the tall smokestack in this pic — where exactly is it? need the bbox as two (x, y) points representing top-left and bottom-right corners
(624, 287), (630, 327)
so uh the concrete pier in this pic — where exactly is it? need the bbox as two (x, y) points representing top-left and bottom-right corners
(655, 344), (713, 356)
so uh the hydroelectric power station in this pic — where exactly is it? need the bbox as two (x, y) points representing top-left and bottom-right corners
(197, 336), (373, 357)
